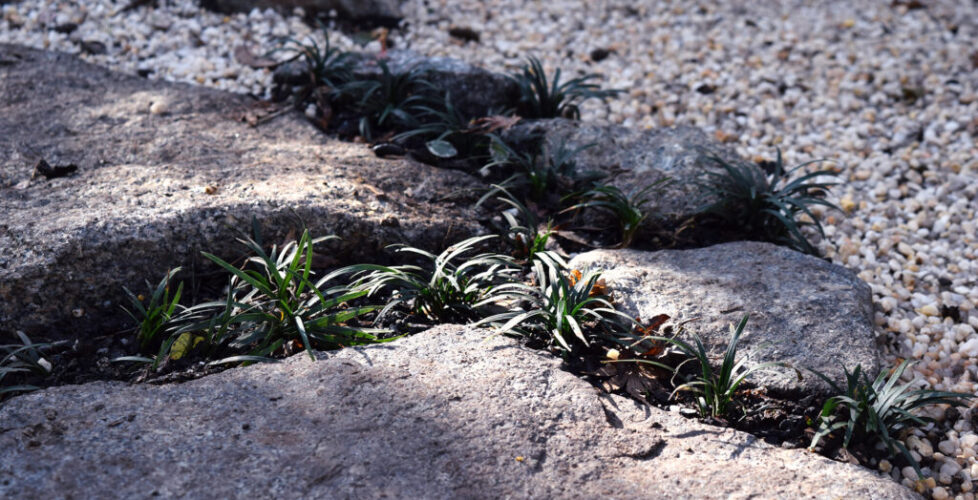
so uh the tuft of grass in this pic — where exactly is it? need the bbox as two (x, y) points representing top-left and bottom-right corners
(509, 56), (621, 119)
(391, 92), (492, 161)
(275, 28), (354, 90)
(341, 235), (520, 324)
(808, 361), (975, 479)
(477, 252), (632, 354)
(122, 268), (185, 355)
(198, 230), (382, 362)
(659, 315), (791, 418)
(481, 135), (596, 201)
(1, 332), (57, 398)
(610, 315), (792, 418)
(117, 228), (383, 368)
(342, 60), (435, 141)
(697, 149), (839, 255)
(562, 179), (670, 248)
(478, 184), (555, 262)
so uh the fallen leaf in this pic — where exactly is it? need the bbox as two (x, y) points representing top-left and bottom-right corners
(635, 314), (671, 356)
(170, 333), (193, 360)
(567, 269), (582, 286)
(466, 115), (521, 134)
(589, 278), (608, 297)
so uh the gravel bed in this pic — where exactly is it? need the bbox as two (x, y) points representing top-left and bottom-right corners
(3, 0), (978, 497)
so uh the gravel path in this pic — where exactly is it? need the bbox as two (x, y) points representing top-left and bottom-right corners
(3, 0), (978, 497)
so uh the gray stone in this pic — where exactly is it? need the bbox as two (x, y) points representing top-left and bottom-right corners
(0, 325), (914, 499)
(502, 119), (761, 228)
(0, 44), (483, 338)
(200, 0), (401, 22)
(569, 241), (881, 396)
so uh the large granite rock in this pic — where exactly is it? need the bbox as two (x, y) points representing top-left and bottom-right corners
(569, 241), (881, 396)
(0, 325), (913, 499)
(200, 0), (401, 23)
(0, 44), (483, 338)
(502, 119), (761, 229)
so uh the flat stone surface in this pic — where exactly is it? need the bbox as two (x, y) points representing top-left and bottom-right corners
(569, 241), (881, 395)
(0, 44), (482, 338)
(503, 119), (761, 228)
(0, 325), (913, 499)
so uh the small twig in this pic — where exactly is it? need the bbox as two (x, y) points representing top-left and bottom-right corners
(252, 106), (294, 126)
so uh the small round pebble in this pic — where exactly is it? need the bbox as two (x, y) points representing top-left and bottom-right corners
(149, 100), (168, 115)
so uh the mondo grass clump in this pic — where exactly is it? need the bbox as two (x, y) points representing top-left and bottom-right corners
(122, 267), (185, 356)
(477, 252), (634, 354)
(608, 315), (794, 419)
(478, 184), (555, 263)
(342, 60), (436, 142)
(339, 235), (520, 325)
(275, 27), (354, 90)
(117, 227), (385, 370)
(697, 149), (840, 255)
(509, 56), (622, 119)
(480, 135), (598, 203)
(808, 361), (975, 479)
(1, 332), (59, 399)
(563, 179), (670, 248)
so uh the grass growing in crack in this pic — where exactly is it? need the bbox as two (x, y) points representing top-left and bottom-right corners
(479, 184), (555, 262)
(1, 332), (57, 398)
(122, 267), (185, 356)
(478, 252), (632, 354)
(340, 235), (520, 324)
(391, 92), (493, 161)
(808, 361), (974, 479)
(481, 135), (597, 202)
(610, 315), (792, 418)
(198, 230), (382, 362)
(343, 59), (435, 141)
(509, 56), (621, 119)
(117, 229), (383, 369)
(697, 149), (839, 255)
(562, 179), (670, 248)
(662, 315), (790, 418)
(275, 28), (354, 90)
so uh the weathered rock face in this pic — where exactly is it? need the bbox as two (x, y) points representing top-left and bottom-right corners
(502, 119), (761, 228)
(0, 44), (483, 338)
(199, 0), (401, 23)
(0, 325), (914, 499)
(569, 241), (881, 395)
